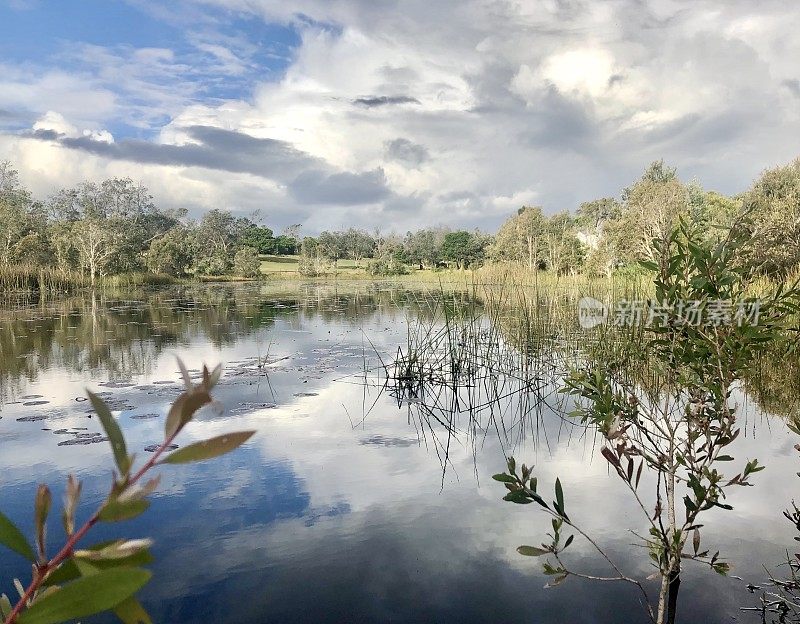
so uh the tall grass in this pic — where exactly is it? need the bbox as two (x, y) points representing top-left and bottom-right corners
(0, 265), (89, 294)
(0, 266), (183, 294)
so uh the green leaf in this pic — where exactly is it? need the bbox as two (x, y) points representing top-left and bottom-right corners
(88, 390), (131, 476)
(73, 558), (153, 624)
(555, 478), (564, 515)
(114, 597), (153, 624)
(159, 431), (255, 464)
(502, 490), (531, 504)
(1, 593), (13, 619)
(544, 573), (568, 588)
(491, 473), (516, 483)
(0, 510), (36, 561)
(99, 498), (150, 523)
(164, 388), (212, 439)
(16, 568), (151, 624)
(517, 545), (549, 556)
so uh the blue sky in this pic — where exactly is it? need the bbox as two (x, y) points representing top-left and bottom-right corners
(0, 0), (799, 233)
(0, 0), (300, 138)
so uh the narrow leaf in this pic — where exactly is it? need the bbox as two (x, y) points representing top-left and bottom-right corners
(87, 390), (130, 476)
(1, 593), (12, 619)
(177, 356), (192, 390)
(99, 498), (150, 523)
(544, 574), (568, 589)
(160, 431), (255, 465)
(16, 568), (151, 624)
(164, 389), (212, 439)
(555, 478), (564, 515)
(491, 473), (516, 483)
(35, 484), (51, 562)
(517, 545), (548, 557)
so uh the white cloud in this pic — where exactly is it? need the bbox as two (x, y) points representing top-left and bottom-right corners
(1, 0), (800, 232)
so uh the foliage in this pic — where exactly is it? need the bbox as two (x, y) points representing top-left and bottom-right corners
(0, 359), (254, 624)
(366, 257), (410, 276)
(440, 230), (488, 269)
(490, 205), (547, 269)
(233, 246), (262, 278)
(145, 228), (193, 277)
(495, 220), (800, 624)
(241, 223), (275, 254)
(736, 158), (800, 277)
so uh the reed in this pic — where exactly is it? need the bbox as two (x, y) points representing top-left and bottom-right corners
(0, 265), (89, 294)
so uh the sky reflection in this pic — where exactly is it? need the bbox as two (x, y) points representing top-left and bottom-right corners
(0, 283), (796, 623)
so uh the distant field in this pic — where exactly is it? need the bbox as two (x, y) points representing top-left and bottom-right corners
(258, 255), (483, 284)
(259, 255), (365, 275)
(259, 255), (300, 273)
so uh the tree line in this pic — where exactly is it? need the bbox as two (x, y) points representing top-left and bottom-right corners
(2, 155), (798, 282)
(0, 161), (288, 284)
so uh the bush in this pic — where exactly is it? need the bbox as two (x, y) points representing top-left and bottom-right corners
(366, 258), (409, 276)
(193, 252), (232, 276)
(233, 246), (261, 278)
(298, 254), (333, 277)
(146, 229), (193, 277)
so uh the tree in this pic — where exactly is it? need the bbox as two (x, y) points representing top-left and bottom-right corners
(190, 209), (250, 274)
(0, 161), (34, 265)
(491, 206), (547, 269)
(317, 231), (346, 265)
(233, 246), (262, 278)
(71, 218), (119, 286)
(405, 227), (448, 269)
(342, 228), (376, 265)
(736, 158), (800, 276)
(605, 162), (689, 265)
(440, 230), (488, 269)
(242, 223), (275, 254)
(543, 212), (585, 274)
(496, 221), (800, 624)
(273, 235), (298, 255)
(146, 228), (194, 276)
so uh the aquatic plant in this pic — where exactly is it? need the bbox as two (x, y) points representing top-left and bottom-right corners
(0, 359), (255, 624)
(494, 219), (800, 624)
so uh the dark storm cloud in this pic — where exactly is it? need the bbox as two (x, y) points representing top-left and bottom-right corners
(384, 137), (429, 166)
(288, 168), (390, 205)
(353, 95), (420, 107)
(25, 125), (322, 180)
(23, 124), (393, 206)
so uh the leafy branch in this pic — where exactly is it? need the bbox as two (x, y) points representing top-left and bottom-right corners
(0, 359), (255, 624)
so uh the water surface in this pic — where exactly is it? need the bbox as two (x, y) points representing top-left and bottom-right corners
(0, 282), (796, 623)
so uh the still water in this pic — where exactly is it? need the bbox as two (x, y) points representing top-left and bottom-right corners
(0, 282), (797, 623)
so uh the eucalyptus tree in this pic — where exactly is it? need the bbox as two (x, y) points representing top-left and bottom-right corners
(736, 158), (800, 277)
(0, 161), (38, 265)
(605, 161), (689, 265)
(491, 205), (547, 270)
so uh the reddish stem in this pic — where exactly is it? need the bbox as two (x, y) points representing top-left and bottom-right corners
(3, 431), (179, 624)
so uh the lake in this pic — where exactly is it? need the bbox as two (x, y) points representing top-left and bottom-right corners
(0, 282), (796, 623)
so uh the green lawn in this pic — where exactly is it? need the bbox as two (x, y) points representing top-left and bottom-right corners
(259, 255), (300, 273)
(259, 255), (367, 275)
(258, 254), (475, 282)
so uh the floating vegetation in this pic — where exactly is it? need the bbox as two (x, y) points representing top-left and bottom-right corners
(144, 443), (178, 452)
